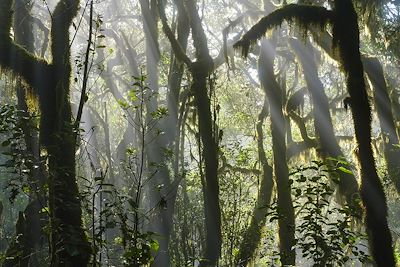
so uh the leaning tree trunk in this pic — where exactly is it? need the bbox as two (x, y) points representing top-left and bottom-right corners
(333, 0), (395, 265)
(362, 57), (400, 194)
(289, 38), (361, 215)
(259, 38), (296, 266)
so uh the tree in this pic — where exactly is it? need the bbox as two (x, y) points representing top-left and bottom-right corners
(289, 38), (361, 214)
(3, 1), (47, 265)
(259, 37), (296, 265)
(234, 1), (395, 265)
(158, 0), (223, 264)
(0, 0), (90, 265)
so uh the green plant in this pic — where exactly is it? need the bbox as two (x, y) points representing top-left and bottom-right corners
(0, 104), (40, 202)
(266, 160), (369, 266)
(291, 161), (369, 266)
(80, 73), (165, 266)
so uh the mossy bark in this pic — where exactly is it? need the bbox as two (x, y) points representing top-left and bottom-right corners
(3, 1), (47, 265)
(259, 38), (296, 266)
(362, 57), (400, 194)
(333, 1), (395, 265)
(289, 38), (361, 215)
(235, 96), (274, 266)
(0, 0), (91, 266)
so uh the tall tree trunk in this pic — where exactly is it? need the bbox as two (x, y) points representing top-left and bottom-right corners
(333, 1), (395, 265)
(289, 38), (361, 214)
(362, 57), (400, 194)
(191, 61), (221, 266)
(3, 1), (47, 265)
(235, 96), (274, 266)
(259, 38), (296, 265)
(185, 0), (222, 264)
(0, 0), (91, 265)
(158, 0), (222, 263)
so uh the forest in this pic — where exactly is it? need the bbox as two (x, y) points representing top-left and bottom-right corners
(0, 0), (399, 266)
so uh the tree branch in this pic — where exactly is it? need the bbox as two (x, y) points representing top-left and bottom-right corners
(234, 4), (334, 57)
(157, 0), (191, 66)
(51, 0), (80, 67)
(75, 0), (94, 131)
(0, 0), (50, 93)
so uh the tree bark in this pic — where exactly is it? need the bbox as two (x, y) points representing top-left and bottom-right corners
(362, 57), (400, 194)
(158, 0), (222, 264)
(289, 38), (361, 215)
(259, 38), (296, 266)
(3, 1), (47, 265)
(333, 1), (395, 265)
(0, 0), (91, 265)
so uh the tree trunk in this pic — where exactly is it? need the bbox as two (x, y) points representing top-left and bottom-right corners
(289, 38), (361, 215)
(362, 57), (400, 194)
(0, 0), (91, 265)
(235, 96), (274, 266)
(3, 1), (47, 265)
(259, 38), (296, 265)
(191, 61), (222, 267)
(333, 1), (395, 265)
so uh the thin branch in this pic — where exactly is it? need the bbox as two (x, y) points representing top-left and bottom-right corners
(75, 0), (94, 132)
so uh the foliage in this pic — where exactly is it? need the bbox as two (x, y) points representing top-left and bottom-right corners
(290, 161), (369, 266)
(1, 0), (400, 266)
(0, 104), (39, 202)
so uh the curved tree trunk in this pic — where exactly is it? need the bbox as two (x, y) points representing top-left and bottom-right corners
(333, 1), (395, 265)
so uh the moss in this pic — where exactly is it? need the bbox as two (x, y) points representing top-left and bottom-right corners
(0, 1), (91, 265)
(234, 4), (334, 57)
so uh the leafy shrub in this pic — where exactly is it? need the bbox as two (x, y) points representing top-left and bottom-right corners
(291, 161), (369, 266)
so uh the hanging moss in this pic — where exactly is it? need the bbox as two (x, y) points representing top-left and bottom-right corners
(234, 4), (334, 57)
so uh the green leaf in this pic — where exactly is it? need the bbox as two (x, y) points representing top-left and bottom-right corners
(337, 166), (353, 174)
(128, 90), (138, 102)
(117, 99), (129, 109)
(150, 239), (159, 252)
(2, 140), (10, 146)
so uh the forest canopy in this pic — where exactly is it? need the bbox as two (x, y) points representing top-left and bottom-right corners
(0, 0), (399, 266)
